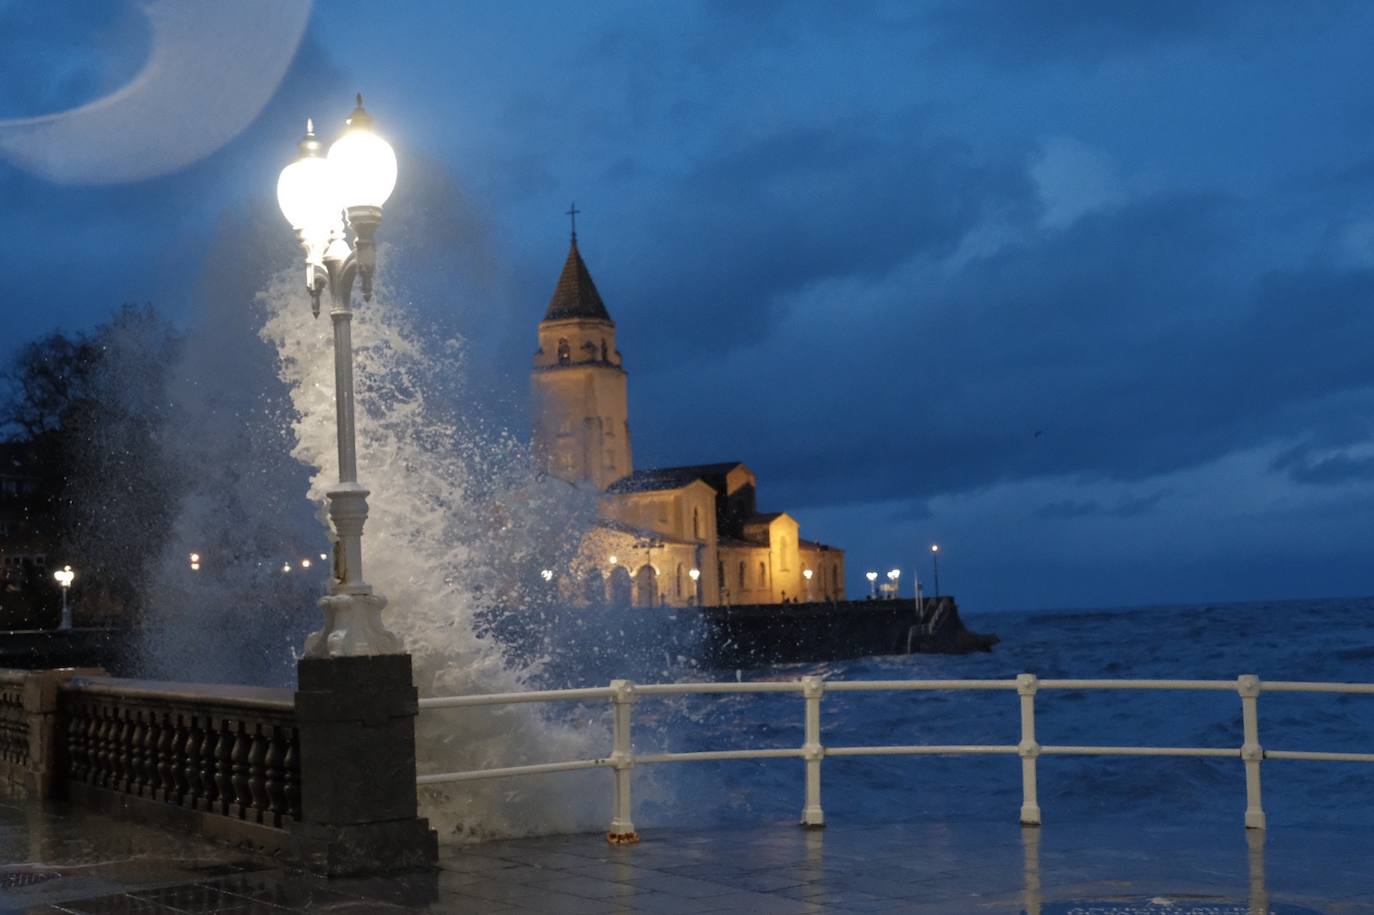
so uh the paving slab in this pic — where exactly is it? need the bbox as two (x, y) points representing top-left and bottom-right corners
(2, 794), (1373, 913)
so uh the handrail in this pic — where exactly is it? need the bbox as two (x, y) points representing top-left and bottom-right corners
(416, 673), (1374, 844)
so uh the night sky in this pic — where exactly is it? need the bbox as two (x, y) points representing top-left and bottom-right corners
(3, 1), (1374, 611)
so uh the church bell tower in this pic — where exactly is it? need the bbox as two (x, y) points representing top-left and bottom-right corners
(532, 216), (633, 490)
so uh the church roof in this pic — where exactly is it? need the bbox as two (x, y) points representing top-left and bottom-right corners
(605, 462), (746, 494)
(544, 238), (612, 323)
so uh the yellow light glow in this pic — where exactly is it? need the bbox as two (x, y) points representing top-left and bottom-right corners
(328, 117), (397, 209)
(282, 563), (292, 573)
(803, 569), (813, 580)
(189, 552), (200, 563)
(689, 568), (701, 581)
(609, 555), (618, 565)
(301, 559), (312, 569)
(190, 562), (200, 571)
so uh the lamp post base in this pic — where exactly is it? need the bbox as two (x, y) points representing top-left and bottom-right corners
(305, 592), (402, 658)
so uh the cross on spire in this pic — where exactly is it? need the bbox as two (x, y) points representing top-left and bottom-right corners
(566, 202), (581, 242)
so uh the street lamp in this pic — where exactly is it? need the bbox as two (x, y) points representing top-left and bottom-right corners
(278, 94), (400, 658)
(540, 569), (554, 582)
(688, 567), (700, 605)
(52, 565), (75, 630)
(865, 570), (878, 598)
(931, 543), (941, 597)
(887, 568), (900, 598)
(189, 552), (201, 572)
(802, 568), (813, 602)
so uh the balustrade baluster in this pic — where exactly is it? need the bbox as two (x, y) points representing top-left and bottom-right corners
(81, 704), (97, 784)
(65, 710), (83, 781)
(147, 712), (160, 798)
(157, 712), (176, 801)
(113, 708), (131, 792)
(247, 723), (269, 823)
(282, 728), (300, 821)
(231, 722), (251, 816)
(214, 719), (233, 816)
(98, 705), (115, 787)
(264, 724), (284, 827)
(185, 716), (204, 809)
(202, 719), (220, 812)
(172, 714), (191, 805)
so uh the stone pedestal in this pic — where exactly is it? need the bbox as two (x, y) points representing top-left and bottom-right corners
(289, 654), (437, 876)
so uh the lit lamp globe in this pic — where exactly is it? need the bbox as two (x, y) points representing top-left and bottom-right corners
(688, 568), (701, 582)
(328, 95), (397, 212)
(276, 120), (342, 245)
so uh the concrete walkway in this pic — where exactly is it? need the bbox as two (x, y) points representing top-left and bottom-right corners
(1, 795), (1370, 913)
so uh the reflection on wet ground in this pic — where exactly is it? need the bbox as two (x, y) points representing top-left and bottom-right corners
(1, 795), (1371, 913)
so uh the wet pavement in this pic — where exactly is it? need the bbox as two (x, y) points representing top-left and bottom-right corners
(1, 794), (1371, 914)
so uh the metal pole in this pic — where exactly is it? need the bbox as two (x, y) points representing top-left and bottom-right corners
(1238, 674), (1266, 830)
(800, 676), (825, 827)
(1017, 673), (1041, 826)
(60, 587), (70, 630)
(608, 679), (639, 844)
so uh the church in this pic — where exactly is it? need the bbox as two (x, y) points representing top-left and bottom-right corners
(532, 228), (846, 609)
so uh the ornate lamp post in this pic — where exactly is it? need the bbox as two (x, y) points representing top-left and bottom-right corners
(688, 567), (701, 605)
(802, 568), (813, 602)
(277, 95), (400, 658)
(887, 568), (900, 599)
(53, 565), (75, 630)
(865, 570), (878, 598)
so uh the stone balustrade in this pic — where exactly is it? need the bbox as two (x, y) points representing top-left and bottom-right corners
(0, 658), (436, 876)
(58, 675), (300, 850)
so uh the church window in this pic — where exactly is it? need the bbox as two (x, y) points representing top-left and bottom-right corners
(692, 507), (702, 540)
(557, 338), (570, 365)
(759, 561), (767, 588)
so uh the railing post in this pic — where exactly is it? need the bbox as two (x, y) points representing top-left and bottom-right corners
(607, 679), (639, 845)
(800, 676), (825, 828)
(1238, 674), (1266, 830)
(1017, 673), (1041, 826)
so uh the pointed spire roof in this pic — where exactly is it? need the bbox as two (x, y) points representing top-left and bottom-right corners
(544, 237), (612, 323)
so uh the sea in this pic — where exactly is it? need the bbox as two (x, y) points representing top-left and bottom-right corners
(527, 596), (1374, 834)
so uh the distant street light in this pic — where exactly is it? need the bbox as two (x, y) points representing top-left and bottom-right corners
(802, 568), (813, 602)
(540, 569), (554, 582)
(689, 567), (701, 605)
(887, 568), (900, 598)
(277, 94), (399, 658)
(282, 562), (292, 574)
(609, 555), (618, 566)
(189, 551), (201, 572)
(865, 570), (878, 598)
(52, 565), (75, 630)
(301, 558), (312, 569)
(931, 544), (941, 597)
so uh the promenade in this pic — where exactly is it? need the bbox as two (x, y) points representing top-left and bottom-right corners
(1, 794), (1370, 914)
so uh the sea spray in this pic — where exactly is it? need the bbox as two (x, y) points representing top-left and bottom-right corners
(257, 263), (619, 840)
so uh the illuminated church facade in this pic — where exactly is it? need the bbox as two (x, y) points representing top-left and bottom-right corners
(532, 232), (845, 608)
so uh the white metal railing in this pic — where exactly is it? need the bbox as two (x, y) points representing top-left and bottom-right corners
(416, 674), (1374, 844)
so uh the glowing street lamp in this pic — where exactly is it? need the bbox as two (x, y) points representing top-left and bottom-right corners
(278, 94), (400, 658)
(189, 552), (201, 572)
(301, 558), (312, 569)
(540, 569), (554, 582)
(865, 570), (878, 598)
(887, 568), (900, 598)
(802, 568), (813, 602)
(53, 565), (75, 630)
(688, 567), (701, 605)
(931, 544), (941, 597)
